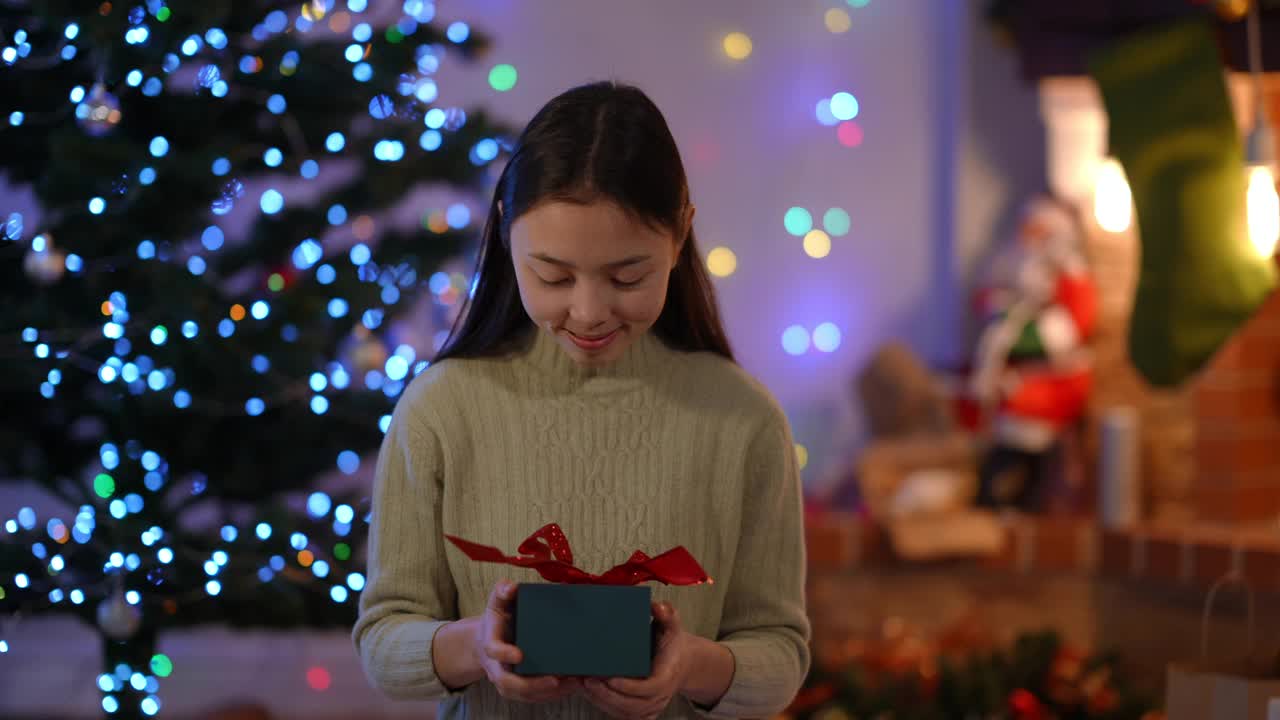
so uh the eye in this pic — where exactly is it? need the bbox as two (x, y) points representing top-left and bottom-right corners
(613, 275), (647, 288)
(537, 275), (572, 287)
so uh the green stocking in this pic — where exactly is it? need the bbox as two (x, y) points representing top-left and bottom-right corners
(1090, 20), (1276, 387)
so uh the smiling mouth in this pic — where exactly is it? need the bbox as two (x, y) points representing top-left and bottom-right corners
(564, 328), (620, 350)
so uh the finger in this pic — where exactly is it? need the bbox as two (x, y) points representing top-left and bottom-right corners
(483, 640), (522, 666)
(487, 578), (517, 611)
(605, 675), (661, 698)
(494, 671), (564, 702)
(584, 678), (652, 718)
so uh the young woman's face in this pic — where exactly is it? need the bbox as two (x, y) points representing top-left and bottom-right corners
(509, 200), (684, 367)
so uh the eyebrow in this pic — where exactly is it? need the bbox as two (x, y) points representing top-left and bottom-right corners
(528, 253), (651, 270)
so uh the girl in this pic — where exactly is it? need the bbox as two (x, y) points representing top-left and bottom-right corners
(354, 81), (810, 720)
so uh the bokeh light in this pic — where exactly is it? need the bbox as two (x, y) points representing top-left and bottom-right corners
(782, 325), (811, 356)
(803, 230), (831, 259)
(812, 322), (842, 352)
(837, 121), (864, 148)
(825, 9), (852, 33)
(722, 32), (752, 60)
(823, 208), (851, 237)
(784, 207), (812, 237)
(706, 247), (737, 277)
(489, 64), (517, 92)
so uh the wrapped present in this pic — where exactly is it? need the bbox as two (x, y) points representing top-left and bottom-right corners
(446, 523), (711, 678)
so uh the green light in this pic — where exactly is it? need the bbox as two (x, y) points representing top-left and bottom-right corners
(268, 273), (285, 292)
(94, 473), (115, 499)
(150, 653), (173, 677)
(784, 207), (813, 237)
(386, 26), (404, 43)
(156, 6), (171, 21)
(334, 543), (351, 561)
(488, 64), (518, 92)
(0, 587), (6, 600)
(847, 0), (869, 6)
(823, 208), (851, 237)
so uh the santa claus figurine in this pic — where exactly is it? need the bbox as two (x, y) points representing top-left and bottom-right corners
(967, 195), (1097, 510)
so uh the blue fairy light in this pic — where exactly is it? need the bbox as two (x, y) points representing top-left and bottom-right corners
(14, 573), (29, 588)
(264, 147), (283, 167)
(22, 327), (37, 342)
(125, 494), (144, 513)
(344, 43), (363, 63)
(182, 321), (198, 338)
(212, 157), (231, 175)
(301, 159), (319, 178)
(325, 132), (345, 153)
(290, 532), (308, 551)
(782, 325), (811, 356)
(309, 372), (328, 392)
(255, 522), (272, 540)
(163, 54), (180, 73)
(292, 239), (323, 270)
(258, 567), (274, 582)
(122, 363), (140, 383)
(147, 370), (166, 390)
(71, 589), (85, 604)
(350, 244), (371, 266)
(157, 547), (174, 563)
(99, 365), (119, 383)
(337, 450), (360, 474)
(48, 369), (61, 385)
(353, 62), (372, 82)
(369, 94), (394, 119)
(424, 108), (446, 129)
(281, 324), (299, 342)
(311, 396), (329, 414)
(139, 167), (156, 185)
(327, 298), (348, 318)
(328, 204), (347, 225)
(201, 227), (224, 253)
(137, 240), (156, 259)
(379, 414), (392, 433)
(349, 0), (369, 10)
(331, 586), (349, 603)
(246, 398), (265, 416)
(127, 70), (143, 86)
(149, 136), (169, 157)
(475, 138), (499, 162)
(141, 697), (160, 716)
(50, 554), (65, 571)
(415, 79), (438, 103)
(65, 254), (83, 273)
(125, 589), (141, 605)
(446, 21), (470, 43)
(150, 326), (167, 345)
(221, 525), (238, 542)
(20, 507), (37, 529)
(268, 94), (287, 114)
(206, 28), (228, 49)
(6, 111), (21, 126)
(89, 197), (106, 214)
(218, 318), (235, 337)
(312, 560), (330, 578)
(109, 500), (127, 519)
(65, 23), (80, 39)
(419, 130), (442, 151)
(265, 10), (289, 33)
(353, 23), (372, 42)
(385, 355), (408, 381)
(187, 256), (206, 276)
(362, 308), (383, 329)
(251, 300), (269, 320)
(205, 580), (221, 596)
(347, 572), (366, 591)
(69, 85), (86, 103)
(181, 35), (201, 55)
(446, 203), (470, 228)
(173, 390), (191, 409)
(49, 588), (64, 603)
(61, 46), (77, 61)
(260, 189), (284, 214)
(103, 697), (119, 714)
(251, 355), (269, 373)
(204, 560), (219, 576)
(335, 504), (355, 524)
(307, 492), (332, 517)
(317, 264), (336, 284)
(109, 552), (125, 568)
(142, 77), (162, 96)
(330, 366), (350, 389)
(269, 555), (285, 571)
(35, 343), (49, 358)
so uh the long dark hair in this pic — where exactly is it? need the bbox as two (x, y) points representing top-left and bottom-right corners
(433, 81), (734, 363)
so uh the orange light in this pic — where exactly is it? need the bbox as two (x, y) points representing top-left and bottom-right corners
(329, 11), (351, 33)
(230, 304), (246, 321)
(99, 2), (113, 16)
(353, 215), (375, 241)
(297, 550), (315, 567)
(427, 212), (449, 234)
(101, 301), (114, 316)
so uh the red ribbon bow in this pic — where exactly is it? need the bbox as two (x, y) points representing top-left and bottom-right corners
(445, 523), (712, 586)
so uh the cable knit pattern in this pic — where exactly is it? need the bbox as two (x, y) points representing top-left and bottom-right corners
(354, 327), (810, 719)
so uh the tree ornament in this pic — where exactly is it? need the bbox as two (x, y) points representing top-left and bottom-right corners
(96, 587), (142, 640)
(76, 83), (122, 137)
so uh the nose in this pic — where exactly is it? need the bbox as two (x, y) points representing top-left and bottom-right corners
(567, 281), (611, 329)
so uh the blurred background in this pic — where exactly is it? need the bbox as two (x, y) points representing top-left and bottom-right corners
(3, 0), (1280, 718)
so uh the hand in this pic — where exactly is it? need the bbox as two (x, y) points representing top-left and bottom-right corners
(581, 601), (690, 720)
(473, 579), (580, 704)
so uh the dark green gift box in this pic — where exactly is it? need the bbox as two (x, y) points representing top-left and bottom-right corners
(513, 583), (655, 678)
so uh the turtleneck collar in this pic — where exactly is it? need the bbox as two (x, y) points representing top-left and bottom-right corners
(517, 323), (669, 382)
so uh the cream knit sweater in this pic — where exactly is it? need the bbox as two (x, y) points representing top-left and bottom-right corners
(353, 327), (810, 719)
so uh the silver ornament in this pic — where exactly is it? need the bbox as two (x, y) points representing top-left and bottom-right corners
(76, 83), (122, 137)
(96, 590), (142, 640)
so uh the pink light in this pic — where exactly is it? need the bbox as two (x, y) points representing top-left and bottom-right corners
(837, 121), (863, 148)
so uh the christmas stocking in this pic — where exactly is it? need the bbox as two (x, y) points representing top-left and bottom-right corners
(1090, 20), (1277, 387)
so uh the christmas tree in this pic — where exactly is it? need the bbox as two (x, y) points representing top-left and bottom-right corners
(0, 1), (512, 716)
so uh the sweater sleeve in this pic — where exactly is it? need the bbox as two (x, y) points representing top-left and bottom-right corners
(352, 395), (463, 701)
(698, 409), (812, 719)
